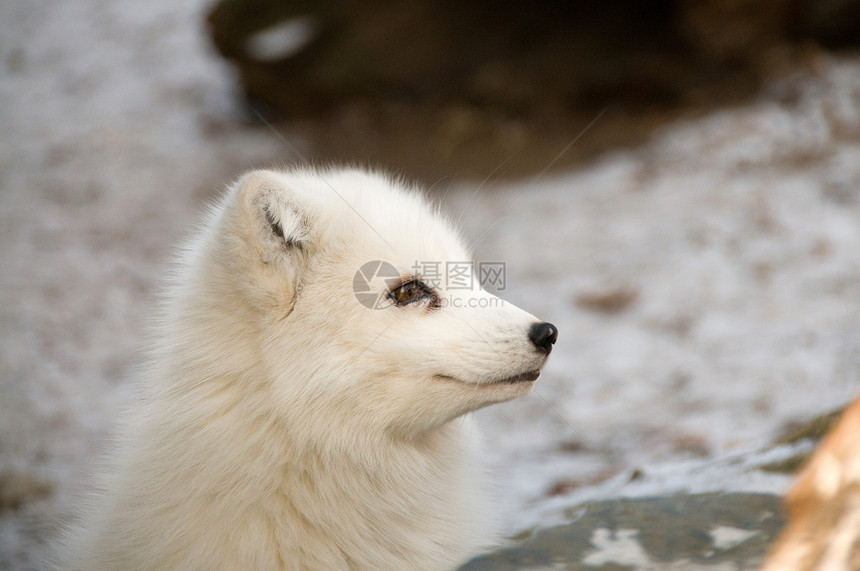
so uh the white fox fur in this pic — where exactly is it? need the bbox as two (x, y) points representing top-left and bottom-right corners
(61, 168), (554, 570)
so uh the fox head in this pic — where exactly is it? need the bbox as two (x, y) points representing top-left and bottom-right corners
(170, 168), (556, 445)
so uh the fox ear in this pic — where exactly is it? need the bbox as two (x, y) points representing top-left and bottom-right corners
(228, 170), (313, 312)
(236, 170), (310, 254)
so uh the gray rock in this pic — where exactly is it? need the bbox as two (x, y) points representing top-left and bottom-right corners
(461, 493), (784, 570)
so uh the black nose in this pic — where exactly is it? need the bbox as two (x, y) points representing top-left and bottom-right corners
(529, 322), (558, 354)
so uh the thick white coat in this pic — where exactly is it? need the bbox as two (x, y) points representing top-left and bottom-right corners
(61, 168), (550, 570)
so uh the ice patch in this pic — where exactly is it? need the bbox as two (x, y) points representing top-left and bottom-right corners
(709, 525), (760, 551)
(582, 528), (652, 567)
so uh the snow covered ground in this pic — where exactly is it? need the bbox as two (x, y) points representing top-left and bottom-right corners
(464, 68), (860, 528)
(2, 0), (860, 567)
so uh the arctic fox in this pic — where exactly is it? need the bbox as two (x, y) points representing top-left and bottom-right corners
(63, 167), (557, 570)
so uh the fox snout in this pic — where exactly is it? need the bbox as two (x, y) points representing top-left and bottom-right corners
(528, 322), (558, 355)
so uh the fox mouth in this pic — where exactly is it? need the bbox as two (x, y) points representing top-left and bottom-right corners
(435, 371), (540, 386)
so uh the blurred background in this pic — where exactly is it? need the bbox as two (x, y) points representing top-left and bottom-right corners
(2, 0), (860, 568)
(205, 0), (860, 179)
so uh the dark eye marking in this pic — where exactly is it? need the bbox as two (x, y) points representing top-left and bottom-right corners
(389, 279), (439, 309)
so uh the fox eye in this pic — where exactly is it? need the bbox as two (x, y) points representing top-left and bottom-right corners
(390, 280), (437, 308)
(391, 280), (422, 305)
